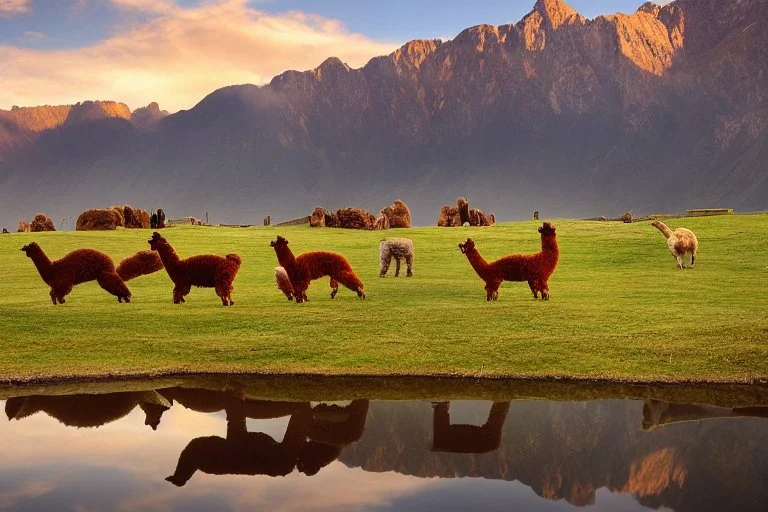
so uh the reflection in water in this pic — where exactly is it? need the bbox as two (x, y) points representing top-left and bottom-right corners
(1, 387), (767, 511)
(5, 391), (171, 430)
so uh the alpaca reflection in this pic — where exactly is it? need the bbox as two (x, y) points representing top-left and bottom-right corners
(4, 391), (171, 430)
(431, 401), (510, 453)
(642, 400), (768, 431)
(165, 390), (370, 485)
(298, 400), (369, 476)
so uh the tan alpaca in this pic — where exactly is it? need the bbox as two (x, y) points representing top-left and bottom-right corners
(651, 220), (699, 269)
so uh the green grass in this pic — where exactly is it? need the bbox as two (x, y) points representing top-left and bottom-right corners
(1, 215), (767, 384)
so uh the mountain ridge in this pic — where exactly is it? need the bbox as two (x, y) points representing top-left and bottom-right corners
(0, 0), (766, 228)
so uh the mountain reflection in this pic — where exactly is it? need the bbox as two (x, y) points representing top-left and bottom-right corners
(3, 387), (768, 511)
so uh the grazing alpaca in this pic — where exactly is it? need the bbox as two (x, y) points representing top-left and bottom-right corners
(379, 238), (414, 277)
(116, 250), (164, 281)
(20, 242), (131, 304)
(270, 235), (365, 303)
(148, 232), (241, 305)
(651, 220), (699, 269)
(458, 222), (560, 301)
(275, 266), (294, 300)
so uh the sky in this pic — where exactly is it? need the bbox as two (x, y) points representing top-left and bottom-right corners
(0, 0), (670, 113)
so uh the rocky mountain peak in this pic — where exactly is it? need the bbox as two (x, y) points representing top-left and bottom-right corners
(391, 39), (442, 70)
(131, 102), (169, 129)
(532, 0), (582, 29)
(64, 100), (132, 127)
(312, 57), (351, 80)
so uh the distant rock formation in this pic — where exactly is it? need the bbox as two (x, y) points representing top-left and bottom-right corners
(76, 205), (149, 231)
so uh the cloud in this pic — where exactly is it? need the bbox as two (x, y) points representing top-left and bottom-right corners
(21, 30), (45, 41)
(0, 0), (31, 18)
(0, 0), (399, 112)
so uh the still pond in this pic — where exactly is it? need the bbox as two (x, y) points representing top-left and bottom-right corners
(1, 383), (767, 511)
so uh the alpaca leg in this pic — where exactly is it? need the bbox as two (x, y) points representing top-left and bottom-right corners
(336, 271), (365, 299)
(215, 283), (233, 306)
(51, 282), (73, 304)
(295, 281), (310, 303)
(97, 272), (132, 303)
(676, 254), (684, 269)
(173, 284), (191, 304)
(379, 255), (391, 278)
(394, 257), (401, 277)
(329, 278), (339, 299)
(528, 280), (539, 299)
(405, 254), (413, 277)
(690, 252), (696, 266)
(540, 280), (550, 301)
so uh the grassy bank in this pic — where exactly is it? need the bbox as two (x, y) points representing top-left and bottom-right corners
(1, 215), (767, 384)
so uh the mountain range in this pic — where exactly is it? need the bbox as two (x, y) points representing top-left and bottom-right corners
(1, 0), (766, 228)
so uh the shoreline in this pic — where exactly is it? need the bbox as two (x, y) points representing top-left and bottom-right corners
(2, 371), (768, 407)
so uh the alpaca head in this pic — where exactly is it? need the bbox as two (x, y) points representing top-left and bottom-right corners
(270, 235), (289, 249)
(538, 222), (556, 236)
(20, 242), (40, 257)
(148, 231), (169, 251)
(458, 238), (476, 254)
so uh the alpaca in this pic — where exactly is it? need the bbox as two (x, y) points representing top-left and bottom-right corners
(20, 242), (131, 304)
(116, 250), (164, 281)
(458, 222), (559, 301)
(457, 197), (470, 225)
(379, 238), (414, 277)
(148, 232), (241, 305)
(270, 235), (365, 303)
(275, 266), (294, 300)
(651, 220), (699, 269)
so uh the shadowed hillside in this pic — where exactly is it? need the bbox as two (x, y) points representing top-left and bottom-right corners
(0, 0), (766, 227)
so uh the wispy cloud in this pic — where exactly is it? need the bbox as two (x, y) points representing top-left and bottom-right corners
(21, 30), (45, 41)
(0, 0), (398, 112)
(0, 0), (31, 18)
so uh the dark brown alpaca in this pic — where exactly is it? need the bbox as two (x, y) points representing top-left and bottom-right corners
(21, 242), (131, 304)
(458, 222), (560, 301)
(270, 235), (365, 303)
(148, 232), (241, 305)
(116, 250), (164, 281)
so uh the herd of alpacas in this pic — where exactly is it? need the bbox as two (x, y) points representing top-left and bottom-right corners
(18, 219), (698, 305)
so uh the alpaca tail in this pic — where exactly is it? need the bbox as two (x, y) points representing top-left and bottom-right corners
(116, 250), (164, 281)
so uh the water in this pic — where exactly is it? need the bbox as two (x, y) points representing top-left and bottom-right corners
(1, 385), (767, 511)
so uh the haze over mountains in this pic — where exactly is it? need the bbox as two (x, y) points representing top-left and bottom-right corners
(1, 0), (766, 228)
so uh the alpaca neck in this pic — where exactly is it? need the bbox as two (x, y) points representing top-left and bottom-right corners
(28, 247), (54, 283)
(274, 245), (297, 271)
(653, 222), (673, 239)
(156, 244), (181, 272)
(464, 248), (491, 279)
(541, 235), (559, 258)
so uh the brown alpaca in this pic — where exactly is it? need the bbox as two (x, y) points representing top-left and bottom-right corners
(651, 220), (699, 269)
(148, 232), (241, 305)
(457, 197), (470, 225)
(274, 266), (294, 300)
(116, 250), (164, 281)
(270, 235), (365, 303)
(458, 222), (560, 301)
(21, 242), (131, 304)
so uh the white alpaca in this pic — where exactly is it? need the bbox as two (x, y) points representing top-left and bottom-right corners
(379, 238), (414, 277)
(274, 266), (294, 300)
(651, 220), (699, 269)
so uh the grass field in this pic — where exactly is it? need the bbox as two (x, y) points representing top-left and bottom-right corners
(1, 215), (767, 384)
